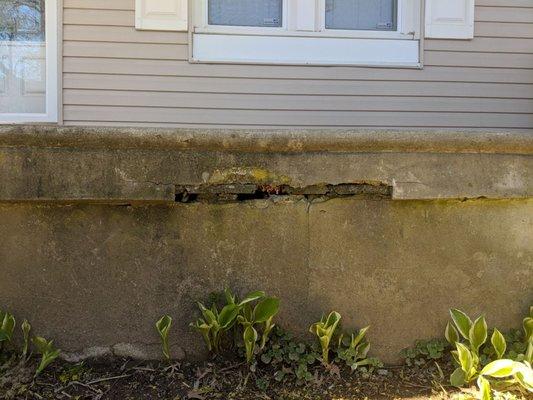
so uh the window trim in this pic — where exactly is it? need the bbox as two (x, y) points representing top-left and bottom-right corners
(191, 0), (422, 67)
(0, 0), (58, 123)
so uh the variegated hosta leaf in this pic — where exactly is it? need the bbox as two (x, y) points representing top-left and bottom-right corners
(450, 309), (473, 340)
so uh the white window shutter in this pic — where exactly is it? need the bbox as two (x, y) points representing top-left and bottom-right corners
(135, 0), (187, 31)
(425, 0), (474, 39)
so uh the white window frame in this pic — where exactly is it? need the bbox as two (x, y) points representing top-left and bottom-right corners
(0, 0), (59, 123)
(191, 0), (422, 67)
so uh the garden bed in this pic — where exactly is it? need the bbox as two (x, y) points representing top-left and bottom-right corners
(1, 355), (458, 400)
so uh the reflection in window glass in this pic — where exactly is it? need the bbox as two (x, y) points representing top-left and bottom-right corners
(326, 0), (397, 31)
(0, 0), (46, 114)
(209, 0), (282, 27)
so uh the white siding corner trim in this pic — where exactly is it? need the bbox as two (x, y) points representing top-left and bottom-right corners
(192, 34), (420, 66)
(135, 0), (188, 31)
(425, 0), (475, 39)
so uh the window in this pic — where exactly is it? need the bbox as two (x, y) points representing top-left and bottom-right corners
(209, 0), (283, 27)
(0, 0), (57, 122)
(191, 0), (421, 66)
(325, 0), (397, 31)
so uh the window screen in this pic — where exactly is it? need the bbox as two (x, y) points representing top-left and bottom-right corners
(325, 0), (397, 31)
(208, 0), (283, 27)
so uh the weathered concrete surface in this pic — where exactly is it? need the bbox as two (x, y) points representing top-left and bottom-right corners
(0, 126), (532, 201)
(1, 125), (533, 155)
(0, 147), (532, 201)
(0, 198), (531, 363)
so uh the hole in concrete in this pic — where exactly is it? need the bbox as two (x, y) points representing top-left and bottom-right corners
(175, 191), (198, 203)
(174, 183), (391, 204)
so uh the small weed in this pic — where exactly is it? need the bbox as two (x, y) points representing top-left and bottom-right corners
(400, 338), (449, 366)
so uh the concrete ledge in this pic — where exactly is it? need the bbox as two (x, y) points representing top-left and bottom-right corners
(1, 125), (532, 154)
(0, 125), (531, 201)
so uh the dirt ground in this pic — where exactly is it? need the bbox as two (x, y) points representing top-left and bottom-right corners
(0, 355), (467, 400)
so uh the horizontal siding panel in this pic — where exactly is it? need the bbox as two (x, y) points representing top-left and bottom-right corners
(425, 51), (533, 68)
(475, 6), (533, 22)
(477, 1), (533, 6)
(64, 0), (134, 10)
(63, 58), (533, 83)
(63, 25), (187, 44)
(63, 74), (533, 98)
(63, 90), (533, 113)
(425, 37), (533, 53)
(475, 22), (533, 38)
(63, 41), (187, 60)
(64, 9), (134, 26)
(63, 121), (533, 130)
(63, 106), (533, 128)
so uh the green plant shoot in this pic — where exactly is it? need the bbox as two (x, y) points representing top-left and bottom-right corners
(309, 311), (341, 365)
(0, 310), (16, 344)
(32, 336), (61, 376)
(156, 315), (172, 361)
(21, 319), (31, 359)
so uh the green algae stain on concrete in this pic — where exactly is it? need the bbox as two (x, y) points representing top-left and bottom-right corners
(208, 167), (291, 185)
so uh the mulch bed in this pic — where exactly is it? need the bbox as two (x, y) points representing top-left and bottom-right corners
(0, 355), (461, 400)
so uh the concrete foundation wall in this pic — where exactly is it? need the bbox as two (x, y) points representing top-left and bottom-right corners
(0, 126), (532, 363)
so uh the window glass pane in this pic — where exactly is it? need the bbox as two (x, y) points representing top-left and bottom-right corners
(209, 0), (282, 27)
(325, 0), (397, 31)
(0, 0), (46, 114)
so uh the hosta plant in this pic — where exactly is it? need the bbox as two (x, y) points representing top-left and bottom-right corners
(475, 359), (533, 400)
(336, 326), (374, 371)
(309, 311), (341, 365)
(0, 310), (16, 347)
(190, 301), (239, 353)
(446, 309), (500, 387)
(190, 289), (278, 359)
(156, 315), (172, 361)
(32, 336), (61, 376)
(237, 295), (280, 363)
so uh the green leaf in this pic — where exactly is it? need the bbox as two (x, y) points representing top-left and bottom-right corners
(218, 304), (239, 328)
(445, 322), (459, 345)
(514, 364), (533, 392)
(450, 309), (473, 340)
(450, 367), (467, 387)
(32, 337), (50, 354)
(480, 359), (517, 378)
(224, 288), (236, 305)
(524, 316), (533, 341)
(1, 313), (15, 340)
(490, 328), (506, 359)
(325, 311), (341, 329)
(156, 315), (172, 336)
(469, 316), (487, 353)
(253, 297), (280, 323)
(198, 303), (217, 324)
(356, 341), (371, 359)
(351, 326), (370, 349)
(456, 342), (473, 374)
(243, 326), (258, 364)
(477, 376), (492, 400)
(239, 291), (265, 306)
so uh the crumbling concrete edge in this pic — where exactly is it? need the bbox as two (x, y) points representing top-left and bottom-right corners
(1, 125), (532, 155)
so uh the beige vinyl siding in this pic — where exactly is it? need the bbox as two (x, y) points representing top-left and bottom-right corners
(62, 0), (533, 129)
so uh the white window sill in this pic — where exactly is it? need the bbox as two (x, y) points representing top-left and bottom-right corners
(0, 113), (58, 123)
(191, 33), (421, 67)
